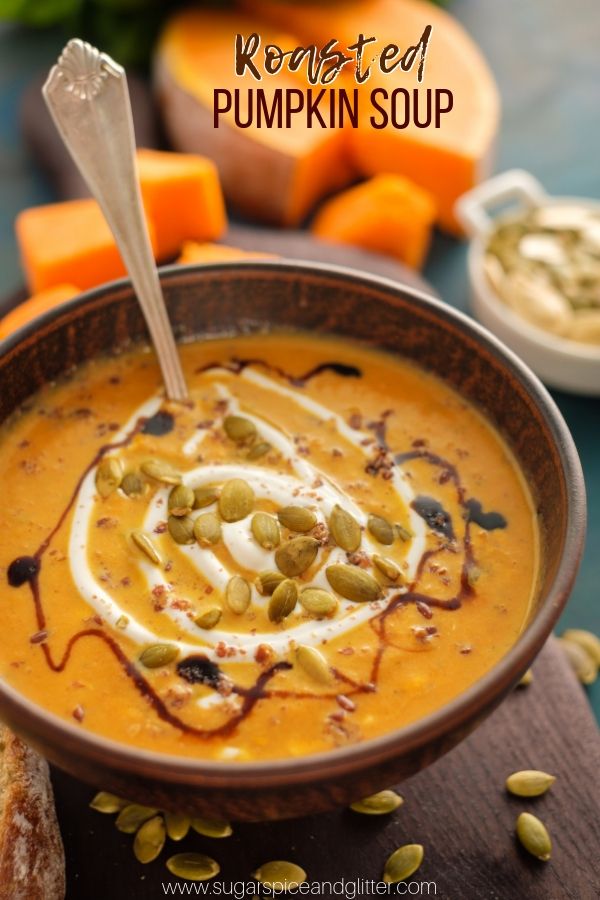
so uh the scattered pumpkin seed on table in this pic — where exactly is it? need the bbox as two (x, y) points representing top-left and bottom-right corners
(561, 628), (600, 665)
(168, 514), (195, 545)
(226, 575), (251, 614)
(141, 459), (181, 485)
(166, 852), (220, 881)
(382, 844), (424, 883)
(194, 512), (221, 546)
(506, 770), (555, 798)
(115, 804), (158, 834)
(295, 644), (332, 684)
(95, 457), (123, 497)
(165, 811), (191, 842)
(300, 587), (338, 617)
(516, 812), (552, 861)
(329, 504), (361, 552)
(253, 861), (307, 890)
(139, 643), (179, 669)
(275, 536), (319, 577)
(558, 636), (598, 684)
(326, 564), (382, 603)
(131, 530), (162, 566)
(191, 816), (233, 838)
(89, 791), (127, 814)
(277, 505), (317, 533)
(518, 669), (534, 687)
(251, 512), (281, 549)
(269, 579), (298, 622)
(219, 478), (255, 522)
(134, 814), (166, 864)
(223, 414), (257, 443)
(350, 790), (403, 815)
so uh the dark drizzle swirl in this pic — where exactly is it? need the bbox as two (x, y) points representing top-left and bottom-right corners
(7, 360), (507, 740)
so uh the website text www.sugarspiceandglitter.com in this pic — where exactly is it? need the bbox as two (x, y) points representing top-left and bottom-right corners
(161, 879), (438, 897)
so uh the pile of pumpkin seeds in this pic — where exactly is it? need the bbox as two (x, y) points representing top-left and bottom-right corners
(484, 203), (600, 343)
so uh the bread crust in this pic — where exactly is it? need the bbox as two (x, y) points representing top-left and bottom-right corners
(0, 724), (65, 899)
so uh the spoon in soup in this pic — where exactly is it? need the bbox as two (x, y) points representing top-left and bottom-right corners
(42, 39), (189, 402)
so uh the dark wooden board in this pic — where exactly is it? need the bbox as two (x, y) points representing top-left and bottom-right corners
(52, 638), (600, 900)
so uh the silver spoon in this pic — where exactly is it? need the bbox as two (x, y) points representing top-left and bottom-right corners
(42, 38), (189, 402)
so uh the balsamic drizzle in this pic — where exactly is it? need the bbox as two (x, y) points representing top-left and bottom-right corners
(6, 358), (508, 740)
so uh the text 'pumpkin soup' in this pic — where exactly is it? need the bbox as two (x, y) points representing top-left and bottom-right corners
(0, 334), (538, 761)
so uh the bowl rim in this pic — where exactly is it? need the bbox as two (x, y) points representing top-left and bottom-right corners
(0, 259), (587, 787)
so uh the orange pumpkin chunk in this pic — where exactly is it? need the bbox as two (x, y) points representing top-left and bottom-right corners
(312, 175), (436, 269)
(177, 241), (275, 264)
(0, 284), (79, 340)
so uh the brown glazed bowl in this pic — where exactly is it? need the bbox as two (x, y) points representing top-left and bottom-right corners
(0, 261), (586, 821)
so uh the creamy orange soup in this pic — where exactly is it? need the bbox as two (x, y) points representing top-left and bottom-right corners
(0, 334), (538, 760)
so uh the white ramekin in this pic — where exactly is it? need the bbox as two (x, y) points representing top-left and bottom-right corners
(455, 169), (600, 396)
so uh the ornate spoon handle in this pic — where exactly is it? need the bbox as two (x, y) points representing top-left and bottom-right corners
(43, 38), (189, 402)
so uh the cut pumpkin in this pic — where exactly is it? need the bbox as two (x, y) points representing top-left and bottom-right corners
(177, 241), (275, 264)
(239, 0), (500, 233)
(137, 148), (226, 259)
(311, 174), (436, 269)
(0, 284), (79, 340)
(154, 8), (354, 226)
(15, 199), (158, 294)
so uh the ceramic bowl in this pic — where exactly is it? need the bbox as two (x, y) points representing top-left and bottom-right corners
(0, 261), (586, 820)
(456, 168), (600, 396)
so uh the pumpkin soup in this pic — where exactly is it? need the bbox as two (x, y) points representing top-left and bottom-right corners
(0, 334), (538, 761)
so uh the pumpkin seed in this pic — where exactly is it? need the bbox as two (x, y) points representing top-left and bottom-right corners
(226, 575), (251, 615)
(116, 615), (129, 629)
(253, 861), (307, 890)
(219, 478), (255, 522)
(191, 816), (232, 838)
(165, 812), (191, 842)
(141, 458), (181, 485)
(115, 803), (158, 834)
(269, 579), (298, 623)
(194, 512), (222, 547)
(300, 587), (338, 617)
(166, 852), (220, 881)
(255, 570), (286, 596)
(251, 512), (281, 550)
(223, 414), (256, 443)
(277, 506), (317, 533)
(168, 515), (195, 545)
(193, 486), (219, 509)
(350, 790), (404, 815)
(372, 554), (402, 582)
(95, 457), (123, 498)
(134, 814), (166, 864)
(139, 643), (179, 669)
(326, 565), (383, 603)
(506, 770), (556, 798)
(367, 514), (394, 545)
(247, 441), (272, 460)
(168, 484), (195, 517)
(195, 607), (222, 630)
(518, 669), (534, 687)
(383, 844), (424, 884)
(516, 812), (552, 861)
(295, 645), (331, 684)
(89, 791), (127, 814)
(121, 471), (145, 497)
(562, 628), (600, 665)
(275, 536), (319, 577)
(558, 636), (598, 684)
(395, 524), (413, 542)
(329, 504), (361, 552)
(131, 530), (162, 566)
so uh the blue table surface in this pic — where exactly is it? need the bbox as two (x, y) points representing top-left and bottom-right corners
(0, 1), (598, 720)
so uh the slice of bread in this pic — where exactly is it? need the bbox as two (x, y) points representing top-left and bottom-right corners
(0, 724), (65, 899)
